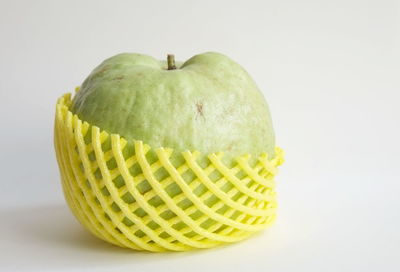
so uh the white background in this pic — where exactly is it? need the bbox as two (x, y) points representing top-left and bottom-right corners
(0, 0), (399, 271)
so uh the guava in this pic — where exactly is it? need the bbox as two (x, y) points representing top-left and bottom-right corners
(71, 52), (275, 164)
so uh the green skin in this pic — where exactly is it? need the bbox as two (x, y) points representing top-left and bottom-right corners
(71, 52), (276, 221)
(72, 52), (275, 164)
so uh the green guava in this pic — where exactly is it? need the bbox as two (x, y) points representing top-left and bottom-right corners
(71, 52), (275, 164)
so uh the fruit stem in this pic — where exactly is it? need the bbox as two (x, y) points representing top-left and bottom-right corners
(167, 54), (176, 70)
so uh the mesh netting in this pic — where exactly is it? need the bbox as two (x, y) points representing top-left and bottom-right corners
(54, 93), (284, 251)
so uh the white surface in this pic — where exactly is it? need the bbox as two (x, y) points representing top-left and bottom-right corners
(0, 0), (399, 271)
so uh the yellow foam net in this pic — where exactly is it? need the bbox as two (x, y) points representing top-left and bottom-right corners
(54, 93), (284, 252)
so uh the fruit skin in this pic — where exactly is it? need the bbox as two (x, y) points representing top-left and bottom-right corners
(71, 52), (275, 163)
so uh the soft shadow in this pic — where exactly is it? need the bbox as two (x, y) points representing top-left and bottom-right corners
(0, 204), (130, 253)
(0, 204), (270, 271)
(0, 204), (152, 271)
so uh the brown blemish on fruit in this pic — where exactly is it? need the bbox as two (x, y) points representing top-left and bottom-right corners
(196, 102), (204, 117)
(112, 76), (124, 81)
(97, 65), (110, 76)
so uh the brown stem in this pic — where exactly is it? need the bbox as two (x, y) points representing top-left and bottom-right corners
(167, 54), (176, 70)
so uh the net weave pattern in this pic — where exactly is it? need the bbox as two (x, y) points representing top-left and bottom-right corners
(54, 93), (284, 251)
